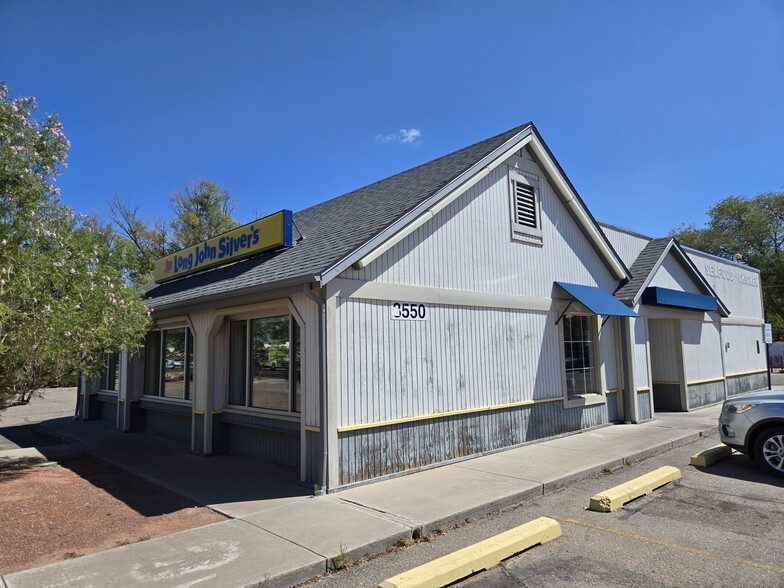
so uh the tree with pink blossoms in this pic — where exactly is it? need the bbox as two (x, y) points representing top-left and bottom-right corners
(0, 82), (149, 408)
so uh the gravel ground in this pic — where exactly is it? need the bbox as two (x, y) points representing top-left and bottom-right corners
(0, 390), (228, 576)
(0, 454), (226, 575)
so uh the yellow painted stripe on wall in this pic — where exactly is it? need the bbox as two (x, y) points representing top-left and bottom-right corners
(725, 369), (767, 378)
(304, 426), (321, 433)
(637, 387), (651, 392)
(687, 377), (725, 385)
(337, 396), (564, 433)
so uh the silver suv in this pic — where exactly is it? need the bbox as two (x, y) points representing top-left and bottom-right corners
(719, 389), (784, 477)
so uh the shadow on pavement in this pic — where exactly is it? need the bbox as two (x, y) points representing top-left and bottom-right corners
(692, 454), (784, 487)
(21, 417), (312, 517)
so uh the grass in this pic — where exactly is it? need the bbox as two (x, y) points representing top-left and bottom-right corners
(332, 543), (350, 570)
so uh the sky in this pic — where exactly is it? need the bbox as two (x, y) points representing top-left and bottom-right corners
(1, 0), (783, 238)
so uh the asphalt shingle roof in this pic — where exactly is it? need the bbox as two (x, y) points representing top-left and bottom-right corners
(145, 123), (532, 308)
(614, 237), (672, 303)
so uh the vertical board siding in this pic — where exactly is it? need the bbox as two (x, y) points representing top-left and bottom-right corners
(140, 401), (192, 443)
(685, 250), (763, 320)
(338, 401), (610, 485)
(632, 317), (651, 390)
(336, 299), (566, 427)
(222, 412), (300, 468)
(649, 319), (680, 382)
(289, 292), (321, 430)
(601, 318), (618, 392)
(682, 320), (723, 383)
(306, 429), (322, 484)
(599, 224), (650, 269)
(343, 161), (618, 296)
(726, 372), (768, 396)
(97, 395), (118, 425)
(637, 390), (653, 421)
(606, 392), (620, 423)
(722, 324), (768, 378)
(687, 381), (726, 409)
(649, 255), (704, 292)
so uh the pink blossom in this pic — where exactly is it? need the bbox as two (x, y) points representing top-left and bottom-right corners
(64, 331), (72, 338)
(69, 268), (76, 274)
(42, 305), (51, 313)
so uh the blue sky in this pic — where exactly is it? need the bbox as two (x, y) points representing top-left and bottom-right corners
(1, 0), (782, 238)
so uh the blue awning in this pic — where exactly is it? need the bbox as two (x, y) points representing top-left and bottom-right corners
(555, 282), (638, 317)
(641, 287), (717, 312)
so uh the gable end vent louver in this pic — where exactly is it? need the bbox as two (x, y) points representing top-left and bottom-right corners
(514, 180), (537, 228)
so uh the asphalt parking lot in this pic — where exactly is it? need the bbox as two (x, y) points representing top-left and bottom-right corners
(305, 432), (784, 588)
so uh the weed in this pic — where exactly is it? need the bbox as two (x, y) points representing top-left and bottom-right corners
(397, 537), (414, 548)
(332, 543), (350, 570)
(624, 458), (633, 466)
(115, 540), (130, 547)
(137, 535), (151, 542)
(313, 483), (320, 496)
(62, 552), (82, 560)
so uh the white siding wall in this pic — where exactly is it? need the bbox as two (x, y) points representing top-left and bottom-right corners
(289, 292), (321, 429)
(599, 223), (651, 268)
(632, 316), (651, 390)
(601, 317), (618, 392)
(343, 155), (618, 296)
(649, 319), (680, 382)
(685, 249), (763, 320)
(335, 298), (564, 427)
(681, 319), (724, 383)
(722, 323), (767, 377)
(649, 255), (703, 292)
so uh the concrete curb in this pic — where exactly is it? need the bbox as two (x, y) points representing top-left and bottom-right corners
(378, 517), (562, 588)
(589, 466), (682, 512)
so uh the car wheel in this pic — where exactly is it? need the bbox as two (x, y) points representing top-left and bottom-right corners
(753, 426), (784, 477)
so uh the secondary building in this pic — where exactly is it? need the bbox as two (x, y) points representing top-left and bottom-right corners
(78, 122), (768, 491)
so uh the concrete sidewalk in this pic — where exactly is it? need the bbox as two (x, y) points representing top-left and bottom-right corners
(1, 396), (724, 588)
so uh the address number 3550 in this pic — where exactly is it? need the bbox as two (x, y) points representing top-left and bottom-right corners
(391, 302), (428, 321)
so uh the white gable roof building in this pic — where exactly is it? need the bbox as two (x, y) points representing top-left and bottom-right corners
(79, 124), (769, 491)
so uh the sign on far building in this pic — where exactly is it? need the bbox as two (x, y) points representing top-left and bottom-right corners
(764, 323), (773, 344)
(153, 210), (293, 283)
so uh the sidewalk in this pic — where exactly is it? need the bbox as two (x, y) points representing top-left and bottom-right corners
(1, 394), (725, 588)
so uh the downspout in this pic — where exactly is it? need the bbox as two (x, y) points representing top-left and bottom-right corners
(304, 283), (328, 493)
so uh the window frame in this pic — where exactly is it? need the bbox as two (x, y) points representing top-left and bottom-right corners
(226, 312), (301, 416)
(559, 312), (606, 408)
(99, 352), (121, 392)
(509, 168), (543, 240)
(142, 326), (194, 402)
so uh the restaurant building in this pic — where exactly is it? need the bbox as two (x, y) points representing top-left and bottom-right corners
(78, 123), (768, 491)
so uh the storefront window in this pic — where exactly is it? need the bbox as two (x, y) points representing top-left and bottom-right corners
(228, 315), (301, 413)
(563, 315), (598, 396)
(143, 327), (193, 400)
(100, 352), (120, 391)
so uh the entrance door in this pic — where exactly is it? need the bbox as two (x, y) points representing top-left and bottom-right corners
(649, 319), (686, 411)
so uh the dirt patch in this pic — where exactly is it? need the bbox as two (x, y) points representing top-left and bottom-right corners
(0, 455), (227, 575)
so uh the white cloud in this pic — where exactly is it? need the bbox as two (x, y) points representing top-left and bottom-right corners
(375, 128), (422, 144)
(399, 128), (421, 143)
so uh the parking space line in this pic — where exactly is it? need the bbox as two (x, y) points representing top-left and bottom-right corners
(550, 516), (784, 575)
